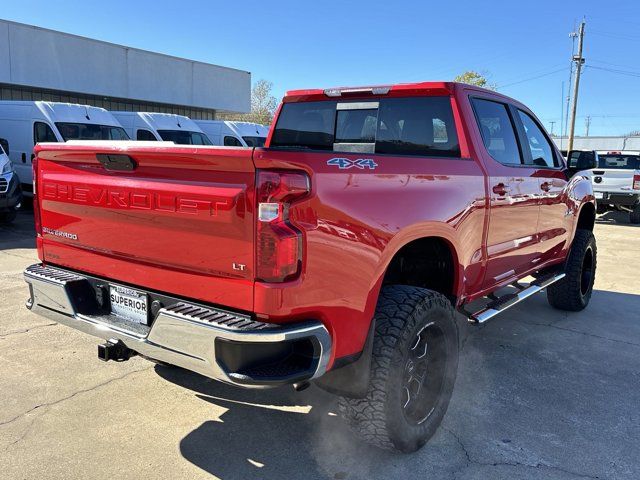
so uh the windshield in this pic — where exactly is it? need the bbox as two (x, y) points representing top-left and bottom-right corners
(242, 136), (266, 147)
(157, 130), (212, 145)
(598, 154), (640, 169)
(55, 123), (130, 141)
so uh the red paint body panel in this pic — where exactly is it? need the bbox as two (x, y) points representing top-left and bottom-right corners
(35, 144), (256, 310)
(32, 82), (595, 368)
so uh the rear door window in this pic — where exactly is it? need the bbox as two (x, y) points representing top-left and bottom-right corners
(517, 110), (558, 168)
(471, 98), (522, 166)
(270, 96), (460, 157)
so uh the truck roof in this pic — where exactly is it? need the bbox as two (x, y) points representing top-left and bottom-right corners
(283, 81), (497, 102)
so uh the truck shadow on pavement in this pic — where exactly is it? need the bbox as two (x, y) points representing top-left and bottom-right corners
(156, 288), (640, 480)
(596, 210), (639, 227)
(156, 365), (397, 480)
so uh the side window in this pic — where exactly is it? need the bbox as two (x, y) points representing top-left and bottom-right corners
(517, 110), (557, 168)
(192, 133), (212, 145)
(224, 136), (242, 147)
(137, 129), (157, 141)
(472, 98), (522, 166)
(33, 122), (58, 144)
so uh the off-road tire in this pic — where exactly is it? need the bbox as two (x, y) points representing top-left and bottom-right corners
(338, 285), (459, 453)
(630, 203), (640, 224)
(547, 229), (597, 311)
(0, 211), (17, 224)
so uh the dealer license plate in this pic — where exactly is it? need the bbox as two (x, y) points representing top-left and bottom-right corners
(594, 192), (604, 199)
(110, 285), (148, 325)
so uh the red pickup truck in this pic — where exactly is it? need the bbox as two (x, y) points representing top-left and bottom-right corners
(24, 82), (596, 453)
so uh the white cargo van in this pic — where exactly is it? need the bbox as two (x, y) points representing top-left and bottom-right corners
(195, 120), (269, 147)
(0, 101), (129, 193)
(111, 112), (212, 145)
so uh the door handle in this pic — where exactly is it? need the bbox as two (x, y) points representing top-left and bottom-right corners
(492, 183), (510, 196)
(540, 182), (551, 192)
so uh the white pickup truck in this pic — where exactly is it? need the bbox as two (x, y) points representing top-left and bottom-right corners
(568, 150), (640, 224)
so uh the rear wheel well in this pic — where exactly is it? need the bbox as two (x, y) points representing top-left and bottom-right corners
(577, 202), (596, 231)
(382, 237), (456, 303)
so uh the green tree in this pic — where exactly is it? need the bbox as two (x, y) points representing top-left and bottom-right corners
(453, 71), (496, 90)
(219, 79), (278, 125)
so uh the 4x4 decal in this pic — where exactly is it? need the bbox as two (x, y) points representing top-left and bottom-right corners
(327, 157), (378, 170)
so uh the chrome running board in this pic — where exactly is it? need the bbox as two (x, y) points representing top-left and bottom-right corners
(465, 272), (566, 324)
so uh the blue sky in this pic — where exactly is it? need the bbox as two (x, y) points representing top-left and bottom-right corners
(3, 0), (640, 136)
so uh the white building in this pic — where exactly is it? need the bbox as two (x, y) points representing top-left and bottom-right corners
(553, 136), (640, 152)
(0, 19), (251, 119)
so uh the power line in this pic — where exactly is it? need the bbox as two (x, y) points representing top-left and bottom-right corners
(496, 67), (568, 89)
(590, 59), (640, 71)
(586, 64), (640, 78)
(589, 29), (640, 42)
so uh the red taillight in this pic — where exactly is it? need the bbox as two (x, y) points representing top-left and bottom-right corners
(633, 174), (640, 190)
(32, 155), (42, 235)
(255, 170), (310, 282)
(32, 154), (43, 259)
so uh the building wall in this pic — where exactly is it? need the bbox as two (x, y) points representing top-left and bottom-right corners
(0, 20), (251, 115)
(553, 136), (640, 152)
(0, 83), (217, 120)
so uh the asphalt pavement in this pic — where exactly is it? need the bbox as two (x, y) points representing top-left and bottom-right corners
(1, 209), (638, 480)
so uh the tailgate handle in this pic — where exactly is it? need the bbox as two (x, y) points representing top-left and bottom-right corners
(96, 154), (137, 171)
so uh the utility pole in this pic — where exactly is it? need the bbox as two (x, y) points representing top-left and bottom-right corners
(585, 115), (591, 136)
(550, 121), (556, 136)
(567, 20), (586, 152)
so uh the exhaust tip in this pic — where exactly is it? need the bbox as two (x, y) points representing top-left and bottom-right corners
(293, 381), (311, 392)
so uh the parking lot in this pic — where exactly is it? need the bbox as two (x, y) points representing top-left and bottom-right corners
(0, 209), (638, 480)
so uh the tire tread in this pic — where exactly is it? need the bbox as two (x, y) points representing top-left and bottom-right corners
(338, 285), (456, 451)
(547, 229), (597, 311)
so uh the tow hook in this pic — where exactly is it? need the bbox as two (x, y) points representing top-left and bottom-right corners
(98, 340), (136, 362)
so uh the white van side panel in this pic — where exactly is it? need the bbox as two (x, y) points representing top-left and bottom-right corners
(0, 102), (59, 187)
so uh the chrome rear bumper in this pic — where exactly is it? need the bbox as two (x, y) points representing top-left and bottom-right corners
(24, 264), (332, 388)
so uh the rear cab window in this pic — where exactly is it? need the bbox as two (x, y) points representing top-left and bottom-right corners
(597, 154), (640, 169)
(270, 96), (460, 157)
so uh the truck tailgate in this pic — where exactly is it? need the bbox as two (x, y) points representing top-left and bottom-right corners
(590, 168), (640, 193)
(35, 142), (255, 310)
